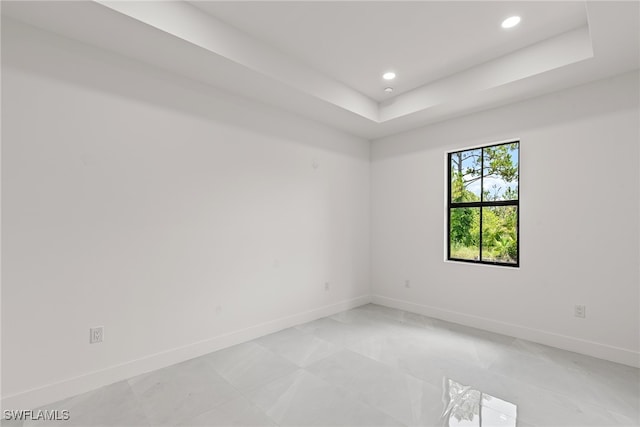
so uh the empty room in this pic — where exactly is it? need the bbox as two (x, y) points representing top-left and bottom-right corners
(1, 1), (639, 426)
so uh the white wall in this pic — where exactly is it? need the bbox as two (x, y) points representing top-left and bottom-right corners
(1, 20), (370, 408)
(371, 71), (640, 367)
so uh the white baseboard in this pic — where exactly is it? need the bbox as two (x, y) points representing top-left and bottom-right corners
(372, 294), (640, 368)
(1, 295), (371, 411)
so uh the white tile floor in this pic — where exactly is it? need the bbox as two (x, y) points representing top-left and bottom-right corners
(8, 304), (640, 426)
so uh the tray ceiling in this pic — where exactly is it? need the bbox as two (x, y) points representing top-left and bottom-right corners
(2, 1), (638, 139)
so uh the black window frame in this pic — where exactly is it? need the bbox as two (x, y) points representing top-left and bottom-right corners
(447, 140), (520, 267)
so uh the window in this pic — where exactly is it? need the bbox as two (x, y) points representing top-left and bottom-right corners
(448, 141), (519, 266)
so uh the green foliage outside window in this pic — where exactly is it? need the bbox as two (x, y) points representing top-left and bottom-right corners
(448, 142), (519, 265)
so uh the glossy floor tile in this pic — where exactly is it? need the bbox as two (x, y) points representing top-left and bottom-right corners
(177, 397), (276, 427)
(306, 349), (443, 425)
(22, 380), (149, 427)
(246, 369), (403, 426)
(254, 327), (341, 368)
(201, 342), (298, 392)
(7, 304), (639, 426)
(128, 357), (241, 425)
(442, 378), (517, 427)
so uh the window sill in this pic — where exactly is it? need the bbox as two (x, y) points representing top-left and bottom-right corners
(444, 259), (520, 269)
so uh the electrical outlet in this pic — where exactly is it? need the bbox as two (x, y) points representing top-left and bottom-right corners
(405, 280), (411, 288)
(325, 282), (330, 291)
(90, 326), (104, 344)
(574, 305), (586, 318)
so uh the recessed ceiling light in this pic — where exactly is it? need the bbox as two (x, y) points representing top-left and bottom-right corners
(383, 72), (396, 80)
(384, 87), (394, 93)
(501, 16), (521, 29)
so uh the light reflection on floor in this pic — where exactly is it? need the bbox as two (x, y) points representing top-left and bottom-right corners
(443, 378), (517, 427)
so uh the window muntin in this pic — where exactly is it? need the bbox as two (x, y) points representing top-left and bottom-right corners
(448, 141), (519, 266)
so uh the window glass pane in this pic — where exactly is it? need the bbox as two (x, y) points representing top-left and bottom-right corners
(451, 149), (482, 203)
(482, 143), (519, 201)
(450, 207), (480, 260)
(481, 206), (518, 264)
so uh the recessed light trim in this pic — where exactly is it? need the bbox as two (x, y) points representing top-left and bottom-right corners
(384, 87), (394, 93)
(501, 16), (521, 29)
(383, 72), (396, 80)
